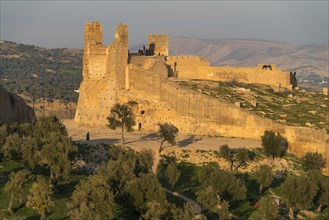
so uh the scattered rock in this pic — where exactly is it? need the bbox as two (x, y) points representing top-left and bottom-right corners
(237, 87), (251, 92)
(279, 114), (287, 118)
(306, 122), (314, 127)
(308, 111), (317, 114)
(234, 102), (241, 107)
(250, 100), (258, 107)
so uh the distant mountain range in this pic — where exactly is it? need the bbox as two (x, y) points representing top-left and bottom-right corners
(167, 36), (328, 79)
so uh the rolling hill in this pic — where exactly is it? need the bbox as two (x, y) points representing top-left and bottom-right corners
(168, 36), (329, 79)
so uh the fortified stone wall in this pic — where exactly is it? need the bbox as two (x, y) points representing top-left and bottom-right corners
(128, 67), (285, 138)
(166, 56), (292, 88)
(165, 56), (210, 78)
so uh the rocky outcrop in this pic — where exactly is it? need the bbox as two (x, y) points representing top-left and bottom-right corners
(0, 87), (36, 124)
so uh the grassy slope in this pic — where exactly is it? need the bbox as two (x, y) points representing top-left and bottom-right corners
(177, 80), (329, 132)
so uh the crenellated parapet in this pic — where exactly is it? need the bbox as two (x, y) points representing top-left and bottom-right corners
(166, 56), (209, 63)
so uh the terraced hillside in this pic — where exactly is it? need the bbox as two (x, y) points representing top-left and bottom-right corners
(176, 79), (329, 133)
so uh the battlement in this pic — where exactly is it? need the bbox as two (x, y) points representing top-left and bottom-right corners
(166, 56), (208, 62)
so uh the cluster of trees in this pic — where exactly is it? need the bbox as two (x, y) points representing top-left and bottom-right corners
(282, 170), (329, 219)
(1, 116), (76, 218)
(1, 108), (328, 219)
(0, 115), (193, 219)
(196, 163), (246, 219)
(67, 145), (197, 219)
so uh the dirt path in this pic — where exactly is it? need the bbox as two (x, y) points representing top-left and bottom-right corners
(63, 120), (261, 152)
(164, 189), (203, 214)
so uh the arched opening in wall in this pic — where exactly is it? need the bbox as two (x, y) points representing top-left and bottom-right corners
(138, 123), (142, 131)
(141, 110), (145, 115)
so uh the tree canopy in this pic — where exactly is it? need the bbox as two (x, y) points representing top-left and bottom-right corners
(107, 103), (136, 145)
(254, 164), (273, 194)
(164, 163), (181, 190)
(301, 152), (326, 172)
(67, 175), (115, 220)
(26, 176), (54, 220)
(125, 173), (167, 218)
(4, 169), (31, 211)
(261, 130), (285, 161)
(158, 123), (179, 153)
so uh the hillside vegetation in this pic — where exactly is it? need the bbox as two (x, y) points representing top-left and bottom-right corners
(0, 41), (82, 102)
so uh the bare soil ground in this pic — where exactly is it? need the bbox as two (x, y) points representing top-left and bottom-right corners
(63, 120), (302, 174)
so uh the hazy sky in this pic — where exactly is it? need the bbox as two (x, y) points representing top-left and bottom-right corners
(1, 1), (328, 48)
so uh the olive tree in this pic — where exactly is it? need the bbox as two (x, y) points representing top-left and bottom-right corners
(164, 163), (181, 191)
(281, 174), (318, 219)
(4, 169), (31, 211)
(254, 164), (273, 195)
(158, 123), (179, 153)
(67, 175), (116, 220)
(261, 130), (285, 161)
(301, 152), (326, 172)
(26, 176), (54, 220)
(107, 103), (136, 145)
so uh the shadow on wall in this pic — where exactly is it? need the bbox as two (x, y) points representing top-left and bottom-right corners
(149, 43), (155, 55)
(166, 64), (174, 77)
(177, 135), (203, 147)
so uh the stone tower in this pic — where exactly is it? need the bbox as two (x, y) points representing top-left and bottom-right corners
(148, 34), (168, 56)
(74, 23), (128, 126)
(114, 24), (128, 89)
(82, 22), (103, 80)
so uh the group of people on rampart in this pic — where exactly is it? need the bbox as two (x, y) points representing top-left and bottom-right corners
(137, 46), (155, 56)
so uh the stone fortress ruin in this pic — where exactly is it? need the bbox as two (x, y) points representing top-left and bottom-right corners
(75, 22), (328, 174)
